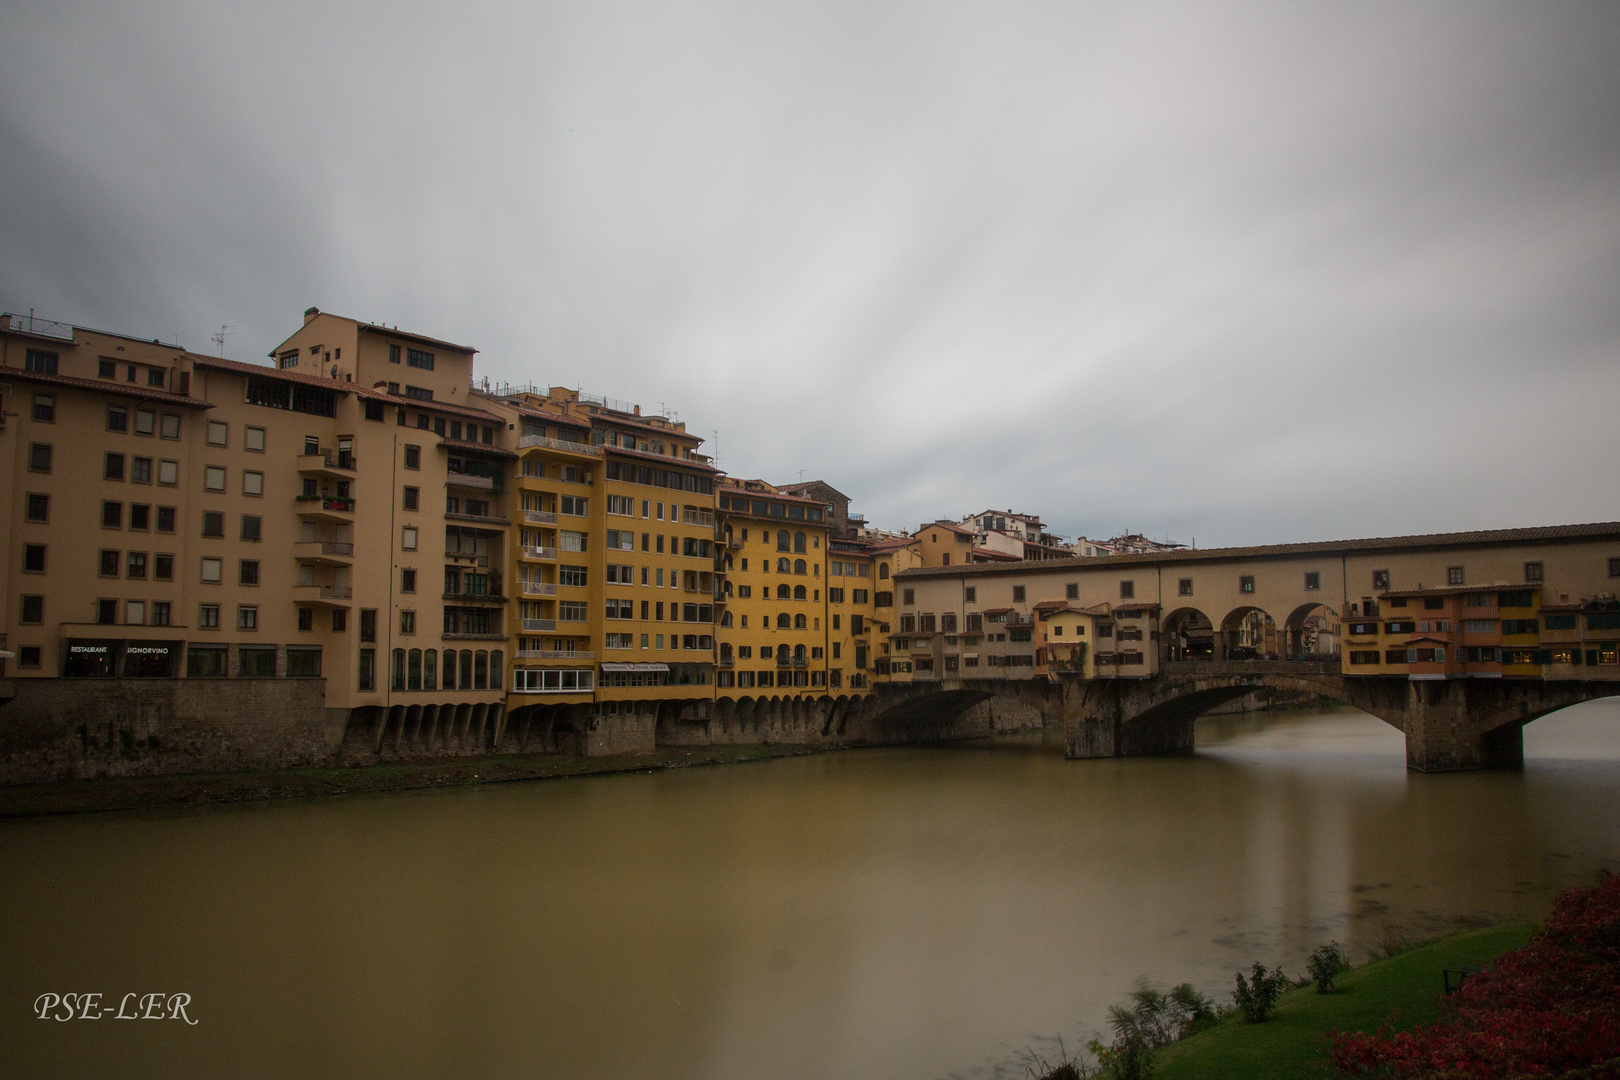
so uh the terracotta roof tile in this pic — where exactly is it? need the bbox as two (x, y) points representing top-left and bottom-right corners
(1, 365), (214, 408)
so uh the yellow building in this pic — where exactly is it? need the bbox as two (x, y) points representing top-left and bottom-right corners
(493, 387), (721, 749)
(715, 480), (833, 696)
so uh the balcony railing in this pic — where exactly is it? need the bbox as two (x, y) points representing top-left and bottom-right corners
(518, 434), (601, 456)
(295, 495), (355, 514)
(522, 618), (557, 633)
(522, 582), (557, 596)
(293, 540), (355, 560)
(517, 650), (596, 660)
(298, 449), (356, 472)
(521, 545), (557, 561)
(446, 473), (496, 492)
(524, 509), (558, 525)
(726, 536), (744, 549)
(442, 591), (507, 603)
(682, 509), (715, 527)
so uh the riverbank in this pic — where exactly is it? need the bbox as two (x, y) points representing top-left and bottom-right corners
(1147, 923), (1535, 1079)
(0, 743), (830, 818)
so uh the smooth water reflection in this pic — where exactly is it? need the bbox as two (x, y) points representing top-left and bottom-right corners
(3, 702), (1618, 1080)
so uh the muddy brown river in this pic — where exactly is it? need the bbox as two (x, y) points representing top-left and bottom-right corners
(4, 702), (1618, 1079)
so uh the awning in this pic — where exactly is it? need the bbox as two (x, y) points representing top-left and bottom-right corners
(600, 662), (670, 673)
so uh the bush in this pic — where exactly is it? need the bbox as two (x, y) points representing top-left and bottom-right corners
(1330, 874), (1620, 1079)
(1308, 942), (1346, 994)
(1232, 962), (1289, 1023)
(1088, 1030), (1154, 1080)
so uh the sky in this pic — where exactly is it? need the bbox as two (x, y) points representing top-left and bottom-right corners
(2, 1), (1617, 547)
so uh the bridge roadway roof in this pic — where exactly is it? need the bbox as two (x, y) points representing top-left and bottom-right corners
(893, 521), (1620, 579)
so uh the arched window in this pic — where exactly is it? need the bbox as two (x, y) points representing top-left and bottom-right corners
(724, 580), (733, 596)
(777, 530), (790, 551)
(724, 554), (734, 570)
(720, 610), (733, 627)
(423, 649), (437, 690)
(794, 559), (806, 575)
(794, 614), (807, 629)
(474, 650), (488, 690)
(443, 649), (456, 689)
(777, 557), (791, 573)
(407, 648), (422, 691)
(879, 564), (890, 579)
(391, 648), (406, 691)
(793, 531), (806, 553)
(777, 612), (791, 628)
(720, 642), (733, 660)
(459, 650), (473, 690)
(794, 644), (806, 661)
(777, 583), (791, 599)
(793, 585), (807, 600)
(777, 644), (789, 661)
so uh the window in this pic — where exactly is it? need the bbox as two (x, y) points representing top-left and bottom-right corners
(564, 530), (591, 552)
(403, 486), (419, 510)
(298, 607), (314, 632)
(160, 413), (181, 439)
(1119, 581), (1134, 599)
(1239, 575), (1255, 594)
(561, 495), (588, 516)
(244, 426), (265, 452)
(287, 648), (322, 678)
(204, 466), (226, 491)
(237, 605), (259, 631)
(157, 459), (178, 485)
(903, 588), (916, 605)
(964, 586), (975, 603)
(127, 552), (147, 579)
(1524, 561), (1544, 583)
(238, 645), (275, 675)
(400, 610), (416, 634)
(406, 348), (434, 370)
(201, 557), (222, 583)
(104, 453), (125, 480)
(108, 406), (129, 432)
(402, 526), (418, 550)
(132, 457), (152, 483)
(202, 512), (224, 537)
(102, 501), (123, 528)
(125, 599), (146, 625)
(404, 444), (421, 469)
(23, 348), (59, 374)
(207, 420), (228, 445)
(32, 393), (55, 421)
(146, 367), (166, 387)
(239, 559), (259, 585)
(26, 493), (49, 522)
(401, 568), (416, 593)
(1447, 566), (1465, 587)
(154, 553), (173, 580)
(21, 595), (43, 623)
(1610, 557), (1620, 579)
(561, 565), (589, 587)
(28, 443), (52, 472)
(241, 470), (263, 496)
(1304, 572), (1321, 591)
(100, 550), (120, 576)
(134, 410), (155, 436)
(607, 495), (634, 515)
(1372, 569), (1390, 590)
(23, 544), (46, 573)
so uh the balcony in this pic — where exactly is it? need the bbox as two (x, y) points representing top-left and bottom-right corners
(442, 591), (507, 605)
(517, 650), (596, 660)
(517, 434), (601, 456)
(297, 449), (357, 480)
(520, 545), (557, 562)
(292, 540), (354, 564)
(295, 495), (355, 523)
(718, 657), (735, 668)
(521, 581), (557, 596)
(726, 536), (744, 549)
(524, 509), (558, 525)
(682, 508), (715, 527)
(291, 584), (353, 606)
(446, 473), (496, 492)
(522, 618), (557, 633)
(1005, 615), (1036, 629)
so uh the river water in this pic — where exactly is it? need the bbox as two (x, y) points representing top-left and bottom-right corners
(3, 702), (1619, 1080)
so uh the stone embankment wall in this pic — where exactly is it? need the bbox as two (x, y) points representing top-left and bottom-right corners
(0, 679), (331, 785)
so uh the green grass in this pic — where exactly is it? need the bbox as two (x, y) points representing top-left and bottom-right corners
(1153, 924), (1534, 1080)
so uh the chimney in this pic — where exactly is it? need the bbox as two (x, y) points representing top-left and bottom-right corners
(304, 306), (320, 324)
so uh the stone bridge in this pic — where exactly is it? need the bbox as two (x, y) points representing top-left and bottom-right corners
(861, 663), (1620, 771)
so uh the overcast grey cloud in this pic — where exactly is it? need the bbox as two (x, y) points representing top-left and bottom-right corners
(3, 1), (1617, 545)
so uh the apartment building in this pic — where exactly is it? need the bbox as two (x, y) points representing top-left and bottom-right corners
(496, 387), (721, 724)
(714, 480), (832, 695)
(1, 308), (515, 751)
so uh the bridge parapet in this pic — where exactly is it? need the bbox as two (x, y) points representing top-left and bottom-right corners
(1161, 660), (1340, 678)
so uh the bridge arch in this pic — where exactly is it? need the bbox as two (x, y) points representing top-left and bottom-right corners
(1217, 604), (1278, 660)
(1283, 601), (1340, 661)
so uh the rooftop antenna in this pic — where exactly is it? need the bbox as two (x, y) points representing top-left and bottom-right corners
(798, 469), (805, 483)
(211, 324), (234, 357)
(711, 429), (719, 467)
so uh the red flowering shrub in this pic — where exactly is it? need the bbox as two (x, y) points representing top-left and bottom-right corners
(1330, 873), (1620, 1079)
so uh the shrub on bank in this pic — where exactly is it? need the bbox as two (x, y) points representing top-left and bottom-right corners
(1329, 874), (1620, 1079)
